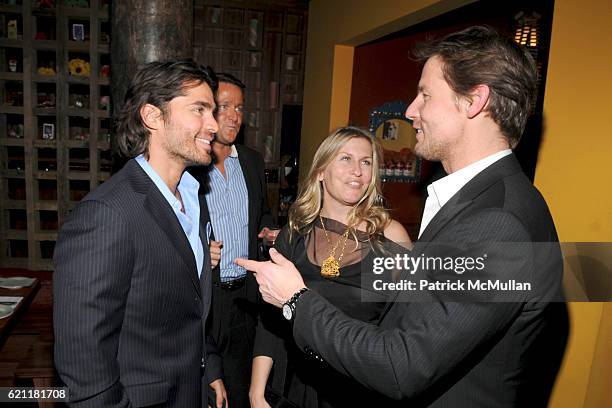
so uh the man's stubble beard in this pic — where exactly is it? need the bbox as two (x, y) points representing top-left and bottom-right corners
(415, 137), (445, 163)
(162, 120), (212, 167)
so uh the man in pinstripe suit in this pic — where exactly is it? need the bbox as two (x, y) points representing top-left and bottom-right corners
(54, 60), (227, 407)
(238, 27), (568, 407)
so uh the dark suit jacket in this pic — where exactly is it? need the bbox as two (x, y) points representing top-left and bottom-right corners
(196, 144), (273, 340)
(291, 154), (569, 407)
(54, 159), (222, 407)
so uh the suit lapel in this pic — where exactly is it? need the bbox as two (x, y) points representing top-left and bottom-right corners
(199, 194), (212, 314)
(418, 197), (472, 243)
(419, 154), (523, 244)
(128, 161), (202, 297)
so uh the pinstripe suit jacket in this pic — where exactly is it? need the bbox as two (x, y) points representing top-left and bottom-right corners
(54, 159), (220, 407)
(291, 154), (569, 407)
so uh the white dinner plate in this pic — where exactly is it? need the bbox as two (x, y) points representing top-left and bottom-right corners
(0, 277), (35, 289)
(0, 304), (13, 319)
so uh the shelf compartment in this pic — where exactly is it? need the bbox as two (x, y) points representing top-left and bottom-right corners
(2, 79), (23, 106)
(37, 147), (57, 171)
(0, 46), (23, 73)
(68, 147), (90, 172)
(6, 177), (26, 200)
(37, 178), (57, 201)
(39, 240), (55, 259)
(6, 208), (27, 230)
(69, 179), (89, 201)
(6, 239), (28, 258)
(38, 209), (58, 231)
(35, 49), (57, 76)
(33, 14), (56, 41)
(68, 115), (90, 140)
(5, 144), (24, 170)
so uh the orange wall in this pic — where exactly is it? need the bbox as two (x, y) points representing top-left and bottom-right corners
(535, 0), (612, 406)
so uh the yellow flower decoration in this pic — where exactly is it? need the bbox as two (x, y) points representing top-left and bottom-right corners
(37, 67), (56, 75)
(69, 59), (90, 77)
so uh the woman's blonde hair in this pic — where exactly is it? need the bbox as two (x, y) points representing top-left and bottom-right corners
(288, 126), (390, 240)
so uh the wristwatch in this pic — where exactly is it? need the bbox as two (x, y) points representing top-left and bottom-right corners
(282, 287), (309, 321)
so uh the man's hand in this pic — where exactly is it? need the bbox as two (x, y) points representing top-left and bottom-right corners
(210, 240), (222, 269)
(258, 227), (280, 245)
(208, 378), (228, 408)
(235, 248), (306, 307)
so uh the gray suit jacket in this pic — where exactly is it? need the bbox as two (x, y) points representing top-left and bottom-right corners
(291, 154), (568, 407)
(54, 159), (221, 407)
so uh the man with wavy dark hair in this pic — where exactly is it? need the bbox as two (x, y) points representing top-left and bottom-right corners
(54, 59), (228, 407)
(238, 26), (568, 407)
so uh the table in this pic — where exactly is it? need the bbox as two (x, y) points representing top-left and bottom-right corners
(0, 279), (41, 350)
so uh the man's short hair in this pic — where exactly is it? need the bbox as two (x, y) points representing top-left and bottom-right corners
(414, 26), (537, 147)
(215, 72), (246, 90)
(115, 59), (218, 158)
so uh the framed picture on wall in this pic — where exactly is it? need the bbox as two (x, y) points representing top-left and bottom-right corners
(42, 123), (55, 140)
(369, 100), (421, 182)
(72, 24), (84, 41)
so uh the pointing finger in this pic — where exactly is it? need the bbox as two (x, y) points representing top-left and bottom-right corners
(235, 258), (262, 273)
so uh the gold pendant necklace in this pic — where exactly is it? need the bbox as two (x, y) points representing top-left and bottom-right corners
(319, 214), (351, 278)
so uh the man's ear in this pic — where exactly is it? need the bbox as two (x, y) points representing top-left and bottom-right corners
(140, 104), (162, 130)
(466, 84), (490, 118)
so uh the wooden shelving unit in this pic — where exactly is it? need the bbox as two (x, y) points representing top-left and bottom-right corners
(194, 1), (308, 222)
(194, 1), (307, 167)
(0, 0), (111, 270)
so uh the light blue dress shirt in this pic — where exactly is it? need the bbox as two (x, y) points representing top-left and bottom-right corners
(135, 154), (205, 277)
(205, 146), (249, 282)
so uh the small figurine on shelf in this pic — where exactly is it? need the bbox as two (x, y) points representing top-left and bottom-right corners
(8, 59), (17, 72)
(99, 95), (110, 110)
(69, 58), (90, 77)
(71, 127), (89, 141)
(69, 93), (89, 108)
(38, 92), (56, 107)
(100, 65), (110, 77)
(7, 124), (24, 139)
(7, 20), (18, 39)
(38, 66), (56, 75)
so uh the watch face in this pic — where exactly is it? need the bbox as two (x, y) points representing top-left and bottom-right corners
(282, 304), (293, 320)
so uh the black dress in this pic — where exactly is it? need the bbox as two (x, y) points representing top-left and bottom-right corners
(253, 218), (396, 408)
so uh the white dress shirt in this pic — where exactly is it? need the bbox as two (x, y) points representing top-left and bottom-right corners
(418, 149), (512, 238)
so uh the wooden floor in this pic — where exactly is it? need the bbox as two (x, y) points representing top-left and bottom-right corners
(0, 269), (64, 407)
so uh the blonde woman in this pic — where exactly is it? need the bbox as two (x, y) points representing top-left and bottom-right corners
(249, 126), (411, 408)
